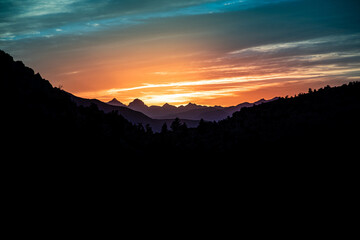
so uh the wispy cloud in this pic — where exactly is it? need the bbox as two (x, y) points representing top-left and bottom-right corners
(0, 0), (297, 41)
(17, 0), (78, 18)
(107, 65), (360, 96)
(229, 34), (360, 56)
(138, 81), (286, 105)
(105, 75), (289, 94)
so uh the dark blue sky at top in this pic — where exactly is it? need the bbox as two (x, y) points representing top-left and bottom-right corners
(1, 0), (298, 41)
(2, 0), (359, 52)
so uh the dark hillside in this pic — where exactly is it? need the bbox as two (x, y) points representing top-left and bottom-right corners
(149, 82), (360, 156)
(1, 50), (148, 156)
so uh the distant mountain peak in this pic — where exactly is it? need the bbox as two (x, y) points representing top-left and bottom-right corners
(186, 102), (197, 106)
(129, 98), (148, 109)
(162, 103), (176, 109)
(184, 102), (206, 110)
(107, 98), (126, 107)
(130, 98), (145, 105)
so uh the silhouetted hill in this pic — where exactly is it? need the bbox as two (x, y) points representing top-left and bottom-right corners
(1, 49), (148, 156)
(148, 82), (360, 156)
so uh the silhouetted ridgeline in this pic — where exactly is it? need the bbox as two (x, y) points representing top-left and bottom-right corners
(1, 50), (149, 155)
(156, 82), (360, 156)
(1, 49), (359, 157)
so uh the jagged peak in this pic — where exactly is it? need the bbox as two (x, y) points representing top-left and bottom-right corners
(186, 102), (198, 106)
(108, 98), (121, 103)
(107, 98), (126, 107)
(162, 103), (176, 108)
(129, 98), (148, 108)
(130, 98), (144, 104)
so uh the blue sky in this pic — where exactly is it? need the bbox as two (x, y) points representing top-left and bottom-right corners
(1, 0), (360, 105)
(0, 0), (297, 41)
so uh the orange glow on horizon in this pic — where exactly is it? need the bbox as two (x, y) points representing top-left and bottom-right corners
(41, 37), (359, 107)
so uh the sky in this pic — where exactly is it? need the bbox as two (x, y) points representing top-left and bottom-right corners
(1, 0), (360, 106)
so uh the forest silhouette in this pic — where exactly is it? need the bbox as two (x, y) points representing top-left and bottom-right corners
(1, 49), (359, 158)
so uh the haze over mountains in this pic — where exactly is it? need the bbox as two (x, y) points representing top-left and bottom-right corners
(107, 97), (278, 121)
(70, 93), (277, 132)
(69, 94), (199, 132)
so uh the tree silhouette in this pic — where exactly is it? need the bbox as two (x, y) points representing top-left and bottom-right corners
(181, 122), (188, 130)
(136, 123), (145, 132)
(161, 122), (168, 134)
(170, 117), (181, 132)
(145, 124), (153, 134)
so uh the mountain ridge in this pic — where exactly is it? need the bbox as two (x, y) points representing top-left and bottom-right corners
(70, 94), (199, 132)
(72, 94), (278, 123)
(66, 92), (278, 129)
(123, 97), (278, 121)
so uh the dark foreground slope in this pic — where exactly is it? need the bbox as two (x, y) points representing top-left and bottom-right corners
(1, 50), (150, 156)
(149, 82), (360, 156)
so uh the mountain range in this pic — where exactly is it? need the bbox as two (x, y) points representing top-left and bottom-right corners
(69, 91), (277, 132)
(107, 97), (278, 121)
(69, 94), (199, 132)
(69, 94), (276, 132)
